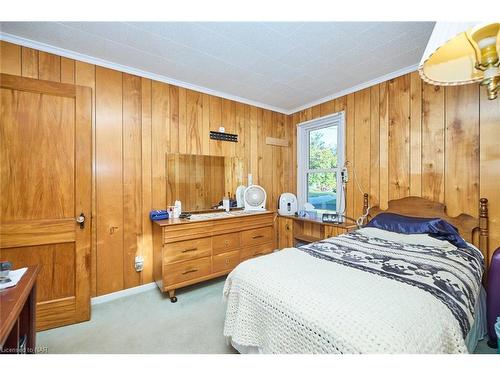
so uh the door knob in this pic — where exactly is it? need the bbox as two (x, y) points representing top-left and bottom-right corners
(76, 213), (85, 229)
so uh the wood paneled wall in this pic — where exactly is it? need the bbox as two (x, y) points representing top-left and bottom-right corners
(2, 39), (498, 298)
(290, 71), (500, 264)
(0, 41), (293, 296)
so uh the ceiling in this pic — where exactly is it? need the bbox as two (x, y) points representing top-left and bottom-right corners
(0, 22), (435, 113)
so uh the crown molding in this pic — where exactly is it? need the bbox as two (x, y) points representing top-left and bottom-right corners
(0, 32), (288, 114)
(1, 32), (419, 116)
(288, 63), (419, 114)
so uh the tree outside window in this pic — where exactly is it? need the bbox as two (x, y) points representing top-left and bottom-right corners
(307, 126), (337, 212)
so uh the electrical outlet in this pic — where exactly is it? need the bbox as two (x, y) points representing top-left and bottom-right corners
(341, 167), (349, 183)
(134, 256), (144, 272)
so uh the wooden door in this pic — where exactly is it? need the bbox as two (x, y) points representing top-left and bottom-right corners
(0, 73), (91, 331)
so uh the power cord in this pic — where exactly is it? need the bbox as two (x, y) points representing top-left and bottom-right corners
(342, 160), (371, 227)
(356, 206), (371, 228)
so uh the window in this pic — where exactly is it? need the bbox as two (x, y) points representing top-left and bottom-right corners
(297, 112), (344, 214)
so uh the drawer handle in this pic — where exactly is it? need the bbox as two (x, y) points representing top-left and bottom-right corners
(252, 235), (264, 239)
(253, 251), (264, 256)
(182, 247), (198, 253)
(182, 269), (198, 275)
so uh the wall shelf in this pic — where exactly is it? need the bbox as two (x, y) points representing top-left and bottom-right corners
(293, 233), (322, 243)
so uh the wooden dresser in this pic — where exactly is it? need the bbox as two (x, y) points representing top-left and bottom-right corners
(152, 211), (276, 302)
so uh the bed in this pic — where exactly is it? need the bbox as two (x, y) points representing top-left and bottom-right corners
(222, 196), (490, 354)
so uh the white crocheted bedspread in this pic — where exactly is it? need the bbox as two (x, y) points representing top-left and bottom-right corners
(223, 228), (482, 354)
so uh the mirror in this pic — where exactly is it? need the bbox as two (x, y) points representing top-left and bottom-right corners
(166, 154), (246, 212)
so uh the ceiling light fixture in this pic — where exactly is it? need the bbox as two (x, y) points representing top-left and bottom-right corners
(419, 22), (500, 100)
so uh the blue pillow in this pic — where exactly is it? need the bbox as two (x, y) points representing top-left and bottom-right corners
(365, 212), (468, 248)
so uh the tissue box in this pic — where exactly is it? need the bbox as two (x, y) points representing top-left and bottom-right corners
(149, 210), (169, 221)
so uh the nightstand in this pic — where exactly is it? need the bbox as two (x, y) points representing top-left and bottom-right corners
(277, 214), (357, 248)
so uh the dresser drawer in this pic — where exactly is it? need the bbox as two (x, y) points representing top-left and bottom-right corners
(213, 250), (240, 273)
(241, 226), (274, 247)
(163, 237), (212, 263)
(164, 257), (212, 287)
(213, 232), (240, 255)
(240, 242), (274, 262)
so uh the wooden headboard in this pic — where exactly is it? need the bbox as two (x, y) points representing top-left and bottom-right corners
(363, 194), (489, 263)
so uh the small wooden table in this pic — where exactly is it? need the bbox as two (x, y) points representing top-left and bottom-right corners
(0, 265), (39, 354)
(278, 214), (357, 247)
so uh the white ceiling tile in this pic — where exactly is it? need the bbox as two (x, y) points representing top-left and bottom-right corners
(278, 46), (315, 69)
(127, 22), (209, 48)
(0, 21), (435, 112)
(59, 22), (132, 45)
(191, 35), (261, 69)
(2, 22), (84, 49)
(264, 22), (307, 36)
(198, 22), (295, 58)
(286, 22), (375, 49)
(245, 56), (301, 83)
(358, 22), (409, 42)
(236, 84), (271, 100)
(379, 46), (426, 68)
(287, 74), (316, 91)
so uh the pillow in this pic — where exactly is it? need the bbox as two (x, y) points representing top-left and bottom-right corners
(365, 212), (468, 248)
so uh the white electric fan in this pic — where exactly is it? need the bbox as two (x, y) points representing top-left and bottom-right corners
(243, 185), (267, 212)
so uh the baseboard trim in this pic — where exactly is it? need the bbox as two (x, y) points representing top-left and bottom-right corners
(91, 282), (157, 306)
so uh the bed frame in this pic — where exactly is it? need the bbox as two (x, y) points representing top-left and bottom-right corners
(363, 194), (490, 273)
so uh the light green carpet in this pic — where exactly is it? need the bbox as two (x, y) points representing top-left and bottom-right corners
(38, 277), (237, 354)
(37, 277), (496, 354)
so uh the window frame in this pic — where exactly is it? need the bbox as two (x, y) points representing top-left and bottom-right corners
(296, 111), (345, 213)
